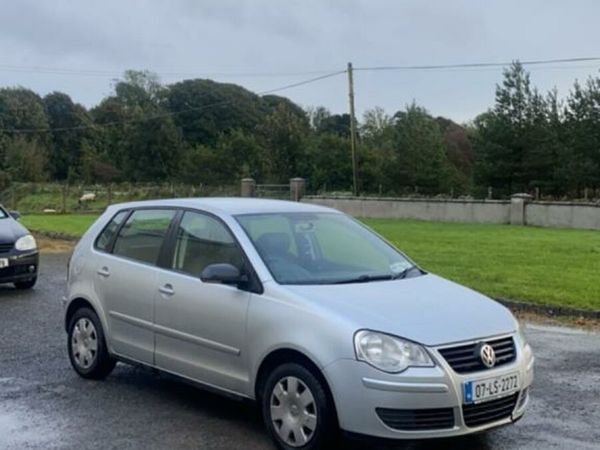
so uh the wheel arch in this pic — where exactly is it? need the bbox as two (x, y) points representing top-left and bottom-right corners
(65, 297), (97, 332)
(254, 348), (338, 420)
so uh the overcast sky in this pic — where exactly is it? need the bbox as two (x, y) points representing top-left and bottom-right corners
(1, 0), (599, 122)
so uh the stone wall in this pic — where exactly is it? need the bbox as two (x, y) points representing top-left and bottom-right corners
(302, 196), (600, 230)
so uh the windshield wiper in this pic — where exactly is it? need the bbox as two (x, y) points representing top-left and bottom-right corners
(332, 274), (394, 284)
(391, 265), (418, 280)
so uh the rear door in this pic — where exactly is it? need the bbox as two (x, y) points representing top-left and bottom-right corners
(153, 210), (251, 393)
(94, 208), (176, 364)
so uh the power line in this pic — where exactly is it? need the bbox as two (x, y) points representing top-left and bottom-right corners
(2, 57), (598, 78)
(0, 64), (340, 79)
(354, 57), (600, 72)
(0, 70), (345, 134)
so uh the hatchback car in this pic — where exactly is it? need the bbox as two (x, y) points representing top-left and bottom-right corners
(0, 205), (38, 289)
(64, 198), (534, 449)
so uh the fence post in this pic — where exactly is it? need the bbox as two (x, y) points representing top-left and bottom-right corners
(487, 186), (493, 200)
(62, 182), (69, 214)
(241, 178), (256, 197)
(107, 183), (113, 205)
(290, 178), (306, 202)
(11, 184), (17, 211)
(510, 193), (533, 226)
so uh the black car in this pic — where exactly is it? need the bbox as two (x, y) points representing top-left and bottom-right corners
(0, 206), (39, 289)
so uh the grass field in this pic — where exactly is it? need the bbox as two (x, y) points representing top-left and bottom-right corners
(20, 214), (600, 311)
(22, 214), (98, 238)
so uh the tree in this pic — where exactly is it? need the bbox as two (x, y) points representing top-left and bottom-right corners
(4, 137), (49, 182)
(257, 103), (310, 183)
(563, 78), (600, 194)
(91, 71), (183, 182)
(165, 79), (266, 147)
(178, 130), (264, 185)
(387, 103), (450, 194)
(305, 133), (353, 192)
(43, 92), (97, 180)
(0, 88), (51, 181)
(436, 117), (474, 194)
(473, 62), (562, 196)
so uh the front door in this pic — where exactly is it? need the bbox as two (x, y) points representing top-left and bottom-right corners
(154, 210), (250, 393)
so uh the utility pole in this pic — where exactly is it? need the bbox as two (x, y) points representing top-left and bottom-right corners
(347, 62), (359, 196)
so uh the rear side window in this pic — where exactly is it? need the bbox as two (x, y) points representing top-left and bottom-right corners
(95, 210), (129, 252)
(113, 209), (176, 265)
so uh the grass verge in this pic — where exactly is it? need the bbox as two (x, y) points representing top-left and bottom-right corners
(364, 219), (600, 311)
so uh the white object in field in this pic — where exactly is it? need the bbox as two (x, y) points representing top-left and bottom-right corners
(80, 192), (96, 202)
(43, 208), (57, 214)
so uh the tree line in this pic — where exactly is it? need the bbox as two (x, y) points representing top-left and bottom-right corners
(0, 63), (598, 198)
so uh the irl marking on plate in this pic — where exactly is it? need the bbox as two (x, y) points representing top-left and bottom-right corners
(465, 382), (473, 402)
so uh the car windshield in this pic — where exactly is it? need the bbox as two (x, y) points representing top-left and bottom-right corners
(236, 212), (417, 285)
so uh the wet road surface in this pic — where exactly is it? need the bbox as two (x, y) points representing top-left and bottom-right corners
(1, 253), (599, 449)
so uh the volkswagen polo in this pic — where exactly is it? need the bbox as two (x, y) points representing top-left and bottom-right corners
(63, 198), (534, 449)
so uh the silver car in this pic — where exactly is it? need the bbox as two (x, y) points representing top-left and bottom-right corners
(64, 198), (534, 449)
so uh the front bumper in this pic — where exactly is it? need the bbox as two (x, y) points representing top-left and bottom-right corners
(323, 336), (534, 440)
(0, 251), (39, 283)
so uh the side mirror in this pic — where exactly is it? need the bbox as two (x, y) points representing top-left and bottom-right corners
(201, 263), (247, 286)
(9, 211), (21, 221)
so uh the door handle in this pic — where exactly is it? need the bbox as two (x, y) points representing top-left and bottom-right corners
(159, 283), (175, 296)
(97, 267), (110, 278)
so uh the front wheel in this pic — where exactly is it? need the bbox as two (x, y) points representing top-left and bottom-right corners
(261, 363), (337, 450)
(67, 307), (116, 379)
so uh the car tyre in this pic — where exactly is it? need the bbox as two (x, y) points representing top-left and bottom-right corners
(14, 277), (37, 290)
(68, 307), (116, 379)
(261, 363), (338, 450)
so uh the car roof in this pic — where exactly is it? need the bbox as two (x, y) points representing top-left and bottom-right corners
(107, 197), (339, 217)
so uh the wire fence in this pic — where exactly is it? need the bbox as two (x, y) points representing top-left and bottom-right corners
(1, 181), (597, 215)
(0, 182), (239, 214)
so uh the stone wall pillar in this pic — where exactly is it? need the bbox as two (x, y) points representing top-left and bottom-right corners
(290, 178), (306, 202)
(241, 178), (256, 197)
(510, 193), (533, 225)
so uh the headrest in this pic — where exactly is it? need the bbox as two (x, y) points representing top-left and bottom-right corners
(255, 232), (291, 257)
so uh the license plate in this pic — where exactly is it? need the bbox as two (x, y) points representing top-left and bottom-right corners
(464, 372), (520, 404)
(0, 258), (8, 268)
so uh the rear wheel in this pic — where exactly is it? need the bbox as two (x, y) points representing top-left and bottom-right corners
(14, 277), (37, 289)
(67, 307), (116, 379)
(261, 363), (337, 450)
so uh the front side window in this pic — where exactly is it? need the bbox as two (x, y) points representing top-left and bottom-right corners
(95, 210), (129, 252)
(236, 212), (416, 285)
(113, 209), (175, 265)
(172, 211), (245, 277)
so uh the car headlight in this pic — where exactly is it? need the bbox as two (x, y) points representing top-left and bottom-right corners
(354, 330), (434, 373)
(15, 235), (37, 251)
(517, 321), (528, 347)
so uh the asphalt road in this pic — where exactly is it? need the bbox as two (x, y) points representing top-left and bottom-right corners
(1, 252), (599, 450)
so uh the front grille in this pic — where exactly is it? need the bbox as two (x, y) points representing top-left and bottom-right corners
(462, 393), (518, 427)
(376, 407), (455, 431)
(438, 336), (516, 373)
(0, 242), (13, 253)
(0, 264), (31, 277)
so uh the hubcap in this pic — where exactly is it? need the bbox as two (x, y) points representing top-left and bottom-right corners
(270, 376), (318, 447)
(71, 318), (98, 369)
